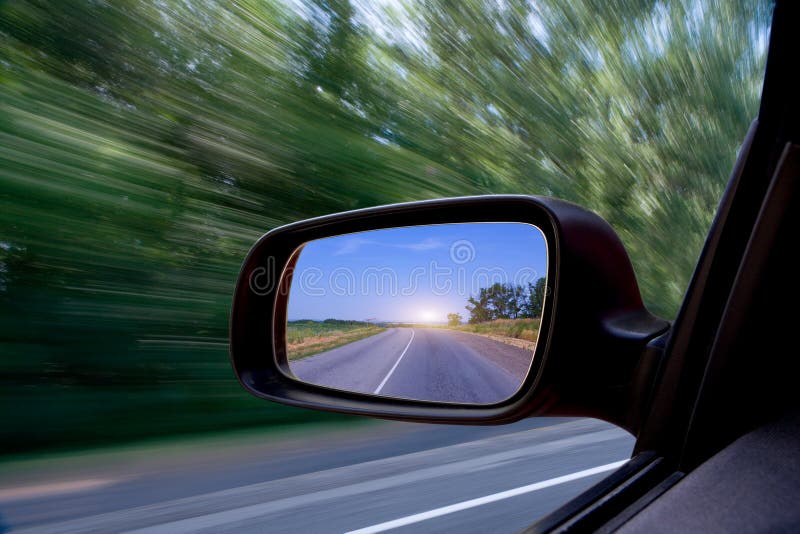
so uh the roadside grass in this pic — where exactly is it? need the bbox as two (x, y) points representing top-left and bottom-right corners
(448, 318), (540, 342)
(287, 320), (385, 360)
(397, 318), (540, 350)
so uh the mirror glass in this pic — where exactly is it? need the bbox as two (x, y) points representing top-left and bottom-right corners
(285, 223), (547, 405)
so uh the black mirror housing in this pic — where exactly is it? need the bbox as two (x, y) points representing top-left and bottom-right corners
(229, 196), (668, 432)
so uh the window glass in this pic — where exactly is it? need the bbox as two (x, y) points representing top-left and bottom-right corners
(0, 1), (770, 531)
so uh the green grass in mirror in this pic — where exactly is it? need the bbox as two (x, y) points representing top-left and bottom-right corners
(417, 318), (540, 352)
(387, 318), (539, 350)
(286, 320), (385, 360)
(450, 318), (539, 341)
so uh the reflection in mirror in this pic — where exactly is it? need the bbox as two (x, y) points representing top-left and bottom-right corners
(285, 223), (548, 405)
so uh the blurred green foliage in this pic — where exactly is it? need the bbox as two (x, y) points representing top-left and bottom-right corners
(0, 0), (769, 453)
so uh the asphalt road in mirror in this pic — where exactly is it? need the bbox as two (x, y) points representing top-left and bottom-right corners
(0, 418), (634, 533)
(291, 328), (532, 403)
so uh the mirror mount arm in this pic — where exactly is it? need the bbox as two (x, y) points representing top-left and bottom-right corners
(511, 198), (671, 434)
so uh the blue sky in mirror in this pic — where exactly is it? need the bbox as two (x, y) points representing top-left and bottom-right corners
(287, 223), (547, 323)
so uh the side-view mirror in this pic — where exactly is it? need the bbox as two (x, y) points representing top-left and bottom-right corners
(230, 196), (669, 433)
(286, 221), (547, 405)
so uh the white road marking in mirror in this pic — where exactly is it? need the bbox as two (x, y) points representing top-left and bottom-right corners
(345, 460), (628, 534)
(373, 329), (414, 395)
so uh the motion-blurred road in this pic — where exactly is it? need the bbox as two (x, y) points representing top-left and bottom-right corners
(1, 418), (633, 533)
(292, 328), (532, 403)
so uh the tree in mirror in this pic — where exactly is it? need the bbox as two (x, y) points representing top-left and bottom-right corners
(285, 223), (548, 405)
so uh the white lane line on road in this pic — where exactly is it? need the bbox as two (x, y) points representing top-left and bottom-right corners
(345, 460), (628, 534)
(374, 329), (414, 395)
(17, 422), (627, 533)
(109, 428), (625, 534)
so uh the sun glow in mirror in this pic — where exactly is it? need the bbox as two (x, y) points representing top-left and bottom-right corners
(284, 223), (548, 405)
(417, 309), (440, 323)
